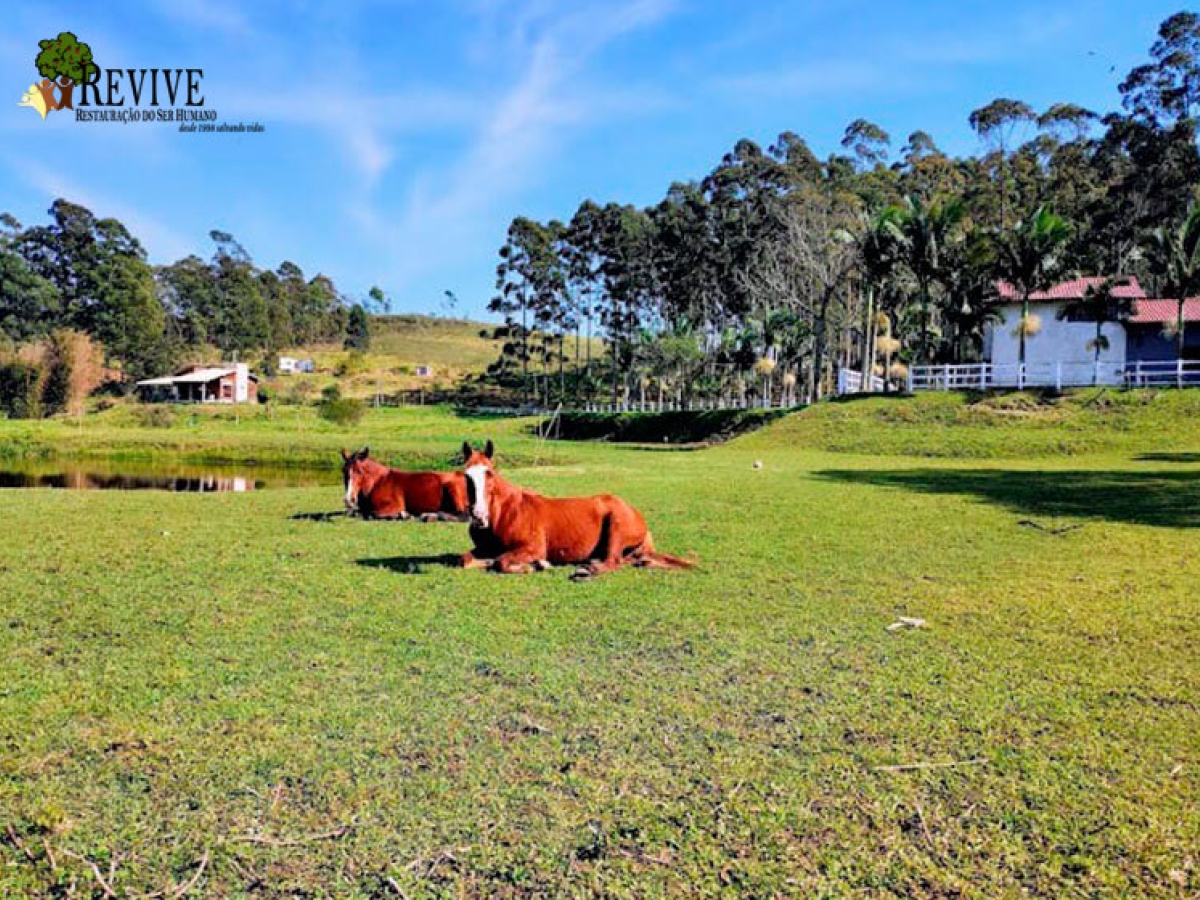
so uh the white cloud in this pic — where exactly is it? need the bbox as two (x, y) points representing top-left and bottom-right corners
(222, 82), (482, 184)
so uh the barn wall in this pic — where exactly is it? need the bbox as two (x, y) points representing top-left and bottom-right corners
(985, 302), (1126, 385)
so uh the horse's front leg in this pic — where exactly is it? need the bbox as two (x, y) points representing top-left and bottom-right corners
(460, 551), (493, 570)
(492, 546), (548, 575)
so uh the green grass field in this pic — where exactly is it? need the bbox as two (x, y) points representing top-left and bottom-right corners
(1, 393), (1198, 897)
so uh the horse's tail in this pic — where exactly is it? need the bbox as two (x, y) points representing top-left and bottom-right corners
(633, 533), (696, 570)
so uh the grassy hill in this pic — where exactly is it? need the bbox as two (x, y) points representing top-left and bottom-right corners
(370, 315), (507, 370)
(747, 387), (1200, 458)
(265, 314), (604, 403)
(264, 315), (503, 403)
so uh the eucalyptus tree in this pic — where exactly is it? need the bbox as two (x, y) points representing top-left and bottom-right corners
(897, 131), (967, 200)
(594, 204), (658, 405)
(564, 201), (606, 384)
(490, 220), (535, 403)
(649, 181), (724, 368)
(969, 98), (1036, 227)
(1120, 11), (1200, 128)
(994, 205), (1072, 368)
(1089, 113), (1200, 272)
(841, 119), (891, 168)
(1143, 201), (1200, 360)
(490, 217), (568, 406)
(838, 119), (901, 209)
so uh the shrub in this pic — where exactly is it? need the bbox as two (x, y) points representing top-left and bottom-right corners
(0, 361), (45, 419)
(334, 352), (368, 377)
(42, 331), (104, 417)
(278, 380), (315, 405)
(136, 405), (175, 428)
(318, 396), (364, 427)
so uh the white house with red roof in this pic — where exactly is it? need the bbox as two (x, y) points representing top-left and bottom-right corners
(983, 277), (1200, 387)
(136, 363), (259, 403)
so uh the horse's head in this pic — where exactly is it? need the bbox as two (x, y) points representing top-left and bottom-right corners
(461, 439), (495, 528)
(340, 447), (372, 511)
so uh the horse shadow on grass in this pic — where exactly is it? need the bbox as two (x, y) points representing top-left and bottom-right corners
(290, 510), (348, 522)
(357, 554), (462, 575)
(815, 468), (1200, 529)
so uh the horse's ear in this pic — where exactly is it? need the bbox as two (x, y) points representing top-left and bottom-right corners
(484, 439), (494, 459)
(340, 448), (350, 461)
(461, 441), (472, 463)
(360, 446), (370, 459)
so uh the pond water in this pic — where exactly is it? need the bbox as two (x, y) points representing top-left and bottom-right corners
(0, 461), (338, 492)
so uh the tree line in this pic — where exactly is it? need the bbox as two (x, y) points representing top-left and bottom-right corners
(487, 11), (1200, 406)
(0, 200), (372, 388)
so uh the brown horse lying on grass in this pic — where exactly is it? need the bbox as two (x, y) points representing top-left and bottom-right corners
(341, 448), (468, 521)
(459, 440), (694, 579)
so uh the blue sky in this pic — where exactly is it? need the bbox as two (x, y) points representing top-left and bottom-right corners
(0, 1), (1185, 318)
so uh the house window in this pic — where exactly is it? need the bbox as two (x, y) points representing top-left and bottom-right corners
(221, 382), (233, 400)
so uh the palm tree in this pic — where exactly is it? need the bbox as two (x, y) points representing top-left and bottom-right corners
(895, 195), (966, 365)
(1143, 202), (1200, 362)
(848, 205), (902, 390)
(1057, 277), (1134, 386)
(995, 205), (1071, 371)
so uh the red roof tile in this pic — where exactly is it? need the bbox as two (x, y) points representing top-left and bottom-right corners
(1128, 298), (1200, 324)
(995, 277), (1146, 301)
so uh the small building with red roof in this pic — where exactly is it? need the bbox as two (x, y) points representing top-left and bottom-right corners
(984, 277), (1200, 386)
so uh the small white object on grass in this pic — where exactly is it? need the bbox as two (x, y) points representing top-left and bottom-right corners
(753, 460), (763, 470)
(886, 616), (926, 631)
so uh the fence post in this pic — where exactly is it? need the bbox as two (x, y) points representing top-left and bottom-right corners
(1055, 361), (1062, 392)
(1018, 363), (1025, 391)
(906, 368), (914, 393)
(1178, 357), (1184, 389)
(1135, 360), (1142, 387)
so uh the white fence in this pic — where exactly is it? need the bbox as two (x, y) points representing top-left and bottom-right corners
(1124, 359), (1200, 387)
(468, 396), (798, 417)
(836, 368), (886, 395)
(897, 360), (1200, 392)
